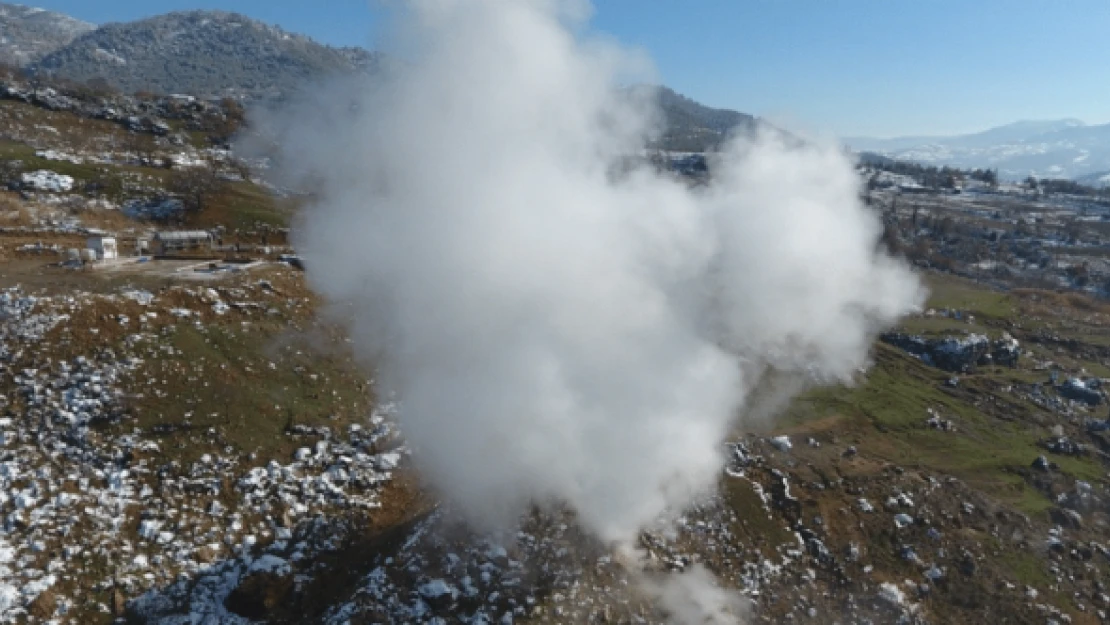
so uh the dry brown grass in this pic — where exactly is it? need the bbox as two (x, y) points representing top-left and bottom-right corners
(0, 100), (139, 154)
(0, 194), (34, 228)
(73, 207), (140, 233)
(1012, 287), (1110, 315)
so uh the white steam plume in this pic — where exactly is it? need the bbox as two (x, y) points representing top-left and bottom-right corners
(260, 0), (922, 620)
(642, 564), (751, 625)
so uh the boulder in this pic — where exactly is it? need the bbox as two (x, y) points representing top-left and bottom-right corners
(1032, 455), (1051, 471)
(991, 333), (1021, 367)
(882, 332), (1019, 373)
(1059, 378), (1103, 406)
(1049, 507), (1083, 530)
(932, 334), (990, 372)
(20, 170), (74, 192)
(1040, 436), (1086, 456)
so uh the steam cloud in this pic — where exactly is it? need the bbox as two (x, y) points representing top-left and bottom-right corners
(261, 0), (922, 621)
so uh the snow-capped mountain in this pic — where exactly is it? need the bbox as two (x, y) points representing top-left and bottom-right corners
(846, 119), (1110, 181)
(1075, 170), (1110, 188)
(0, 2), (94, 66)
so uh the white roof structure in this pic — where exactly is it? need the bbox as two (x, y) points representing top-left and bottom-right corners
(154, 231), (213, 241)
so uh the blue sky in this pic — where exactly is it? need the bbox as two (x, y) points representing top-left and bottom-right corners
(31, 1), (1110, 138)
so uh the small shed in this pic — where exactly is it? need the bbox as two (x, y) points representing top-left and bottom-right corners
(154, 230), (214, 255)
(86, 236), (118, 261)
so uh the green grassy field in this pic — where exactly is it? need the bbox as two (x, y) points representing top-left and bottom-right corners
(775, 273), (1107, 518)
(117, 317), (373, 465)
(187, 181), (298, 230)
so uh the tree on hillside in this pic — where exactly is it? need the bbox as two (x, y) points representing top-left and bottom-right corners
(77, 77), (118, 99)
(982, 169), (998, 187)
(211, 98), (246, 144)
(1067, 262), (1090, 287)
(167, 156), (225, 214)
(1063, 218), (1084, 244)
(122, 131), (159, 167)
(879, 221), (904, 256)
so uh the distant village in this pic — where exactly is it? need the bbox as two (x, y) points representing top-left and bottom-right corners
(859, 160), (1110, 296)
(653, 148), (1110, 298)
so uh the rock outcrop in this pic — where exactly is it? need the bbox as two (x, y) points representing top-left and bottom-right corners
(881, 332), (1021, 373)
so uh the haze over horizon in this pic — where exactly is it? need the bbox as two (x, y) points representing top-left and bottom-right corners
(22, 0), (1110, 138)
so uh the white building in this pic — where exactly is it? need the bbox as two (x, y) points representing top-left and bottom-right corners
(86, 236), (118, 261)
(154, 231), (213, 255)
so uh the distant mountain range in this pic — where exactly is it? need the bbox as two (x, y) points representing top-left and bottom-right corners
(1075, 171), (1110, 188)
(847, 119), (1110, 183)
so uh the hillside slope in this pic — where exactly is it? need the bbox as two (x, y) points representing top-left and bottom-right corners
(33, 10), (378, 98)
(647, 85), (758, 152)
(17, 6), (758, 149)
(0, 2), (94, 66)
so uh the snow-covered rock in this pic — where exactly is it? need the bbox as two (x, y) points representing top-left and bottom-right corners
(20, 169), (74, 192)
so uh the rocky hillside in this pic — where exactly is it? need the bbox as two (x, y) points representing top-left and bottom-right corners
(644, 85), (758, 152)
(0, 2), (94, 67)
(0, 67), (1108, 624)
(32, 10), (379, 99)
(6, 6), (757, 148)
